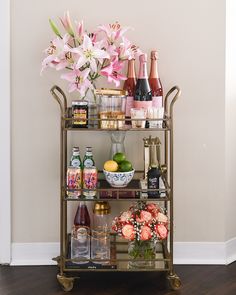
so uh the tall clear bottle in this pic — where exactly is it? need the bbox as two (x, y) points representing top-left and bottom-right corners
(147, 143), (161, 198)
(149, 50), (163, 108)
(70, 147), (82, 168)
(71, 201), (91, 263)
(134, 54), (152, 109)
(123, 59), (136, 124)
(83, 147), (95, 168)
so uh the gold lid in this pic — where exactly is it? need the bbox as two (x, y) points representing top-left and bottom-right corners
(93, 201), (111, 215)
(94, 88), (127, 96)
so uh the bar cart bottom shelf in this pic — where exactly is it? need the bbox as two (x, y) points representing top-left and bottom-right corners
(54, 234), (181, 291)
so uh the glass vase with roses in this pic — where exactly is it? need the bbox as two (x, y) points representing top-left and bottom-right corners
(112, 201), (169, 269)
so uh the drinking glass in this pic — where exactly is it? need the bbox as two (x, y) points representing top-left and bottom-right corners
(130, 108), (147, 128)
(71, 226), (90, 264)
(91, 229), (110, 264)
(147, 107), (164, 128)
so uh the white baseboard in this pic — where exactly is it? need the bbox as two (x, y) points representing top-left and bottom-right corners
(10, 239), (236, 266)
(174, 242), (226, 265)
(11, 243), (59, 266)
(226, 237), (236, 264)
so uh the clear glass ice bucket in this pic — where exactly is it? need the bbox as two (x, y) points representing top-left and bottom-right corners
(95, 89), (127, 130)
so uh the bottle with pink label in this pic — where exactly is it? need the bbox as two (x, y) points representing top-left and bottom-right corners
(123, 59), (136, 125)
(134, 54), (152, 110)
(149, 50), (163, 108)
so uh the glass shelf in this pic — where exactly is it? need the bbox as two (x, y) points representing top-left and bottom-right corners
(65, 176), (170, 202)
(64, 234), (170, 272)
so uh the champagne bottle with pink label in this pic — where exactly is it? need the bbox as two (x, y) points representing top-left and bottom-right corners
(123, 59), (136, 125)
(149, 50), (163, 108)
(134, 54), (152, 109)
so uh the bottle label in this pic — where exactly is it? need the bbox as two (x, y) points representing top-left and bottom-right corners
(83, 158), (94, 168)
(76, 227), (89, 243)
(125, 96), (134, 117)
(134, 101), (152, 109)
(152, 96), (163, 108)
(148, 177), (158, 188)
(71, 159), (81, 167)
(73, 109), (87, 126)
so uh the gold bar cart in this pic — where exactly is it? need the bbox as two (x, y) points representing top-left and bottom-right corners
(50, 85), (181, 291)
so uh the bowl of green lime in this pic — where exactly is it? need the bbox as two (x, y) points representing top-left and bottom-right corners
(103, 153), (135, 188)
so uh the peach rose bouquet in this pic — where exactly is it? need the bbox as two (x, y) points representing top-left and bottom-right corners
(112, 201), (168, 268)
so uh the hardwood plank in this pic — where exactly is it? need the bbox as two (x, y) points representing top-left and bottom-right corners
(0, 264), (236, 295)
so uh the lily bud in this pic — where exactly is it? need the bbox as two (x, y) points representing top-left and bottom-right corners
(49, 19), (62, 38)
(60, 11), (74, 37)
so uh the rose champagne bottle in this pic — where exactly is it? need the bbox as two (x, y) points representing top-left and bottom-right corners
(149, 50), (163, 108)
(123, 59), (136, 124)
(134, 54), (152, 109)
(74, 201), (91, 229)
(71, 201), (91, 262)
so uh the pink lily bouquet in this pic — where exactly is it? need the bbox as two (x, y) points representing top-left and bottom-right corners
(41, 11), (141, 98)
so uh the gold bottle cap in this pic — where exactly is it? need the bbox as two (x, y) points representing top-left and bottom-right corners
(93, 201), (111, 215)
(94, 88), (127, 96)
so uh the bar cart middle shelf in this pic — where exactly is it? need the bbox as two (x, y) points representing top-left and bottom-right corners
(51, 85), (181, 291)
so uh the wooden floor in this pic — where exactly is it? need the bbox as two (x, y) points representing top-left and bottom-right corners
(1, 264), (236, 295)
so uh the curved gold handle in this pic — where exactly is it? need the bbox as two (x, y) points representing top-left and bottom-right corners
(164, 86), (181, 118)
(50, 85), (68, 115)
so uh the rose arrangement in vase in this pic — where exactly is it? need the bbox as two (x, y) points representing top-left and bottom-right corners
(112, 201), (168, 268)
(41, 11), (141, 99)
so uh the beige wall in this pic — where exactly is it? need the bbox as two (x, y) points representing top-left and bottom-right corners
(11, 0), (226, 243)
(226, 0), (236, 241)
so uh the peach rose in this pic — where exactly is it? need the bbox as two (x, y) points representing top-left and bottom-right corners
(156, 224), (168, 240)
(157, 212), (168, 224)
(136, 210), (152, 223)
(140, 225), (152, 241)
(120, 211), (132, 222)
(147, 203), (159, 218)
(122, 224), (135, 240)
(147, 203), (157, 211)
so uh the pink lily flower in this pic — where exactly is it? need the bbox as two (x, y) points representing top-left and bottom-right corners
(75, 34), (109, 72)
(118, 37), (142, 60)
(61, 67), (91, 96)
(60, 11), (74, 37)
(41, 34), (72, 73)
(100, 58), (126, 87)
(98, 22), (130, 45)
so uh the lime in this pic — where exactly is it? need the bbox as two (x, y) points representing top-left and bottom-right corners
(104, 160), (119, 172)
(119, 160), (133, 172)
(113, 152), (126, 164)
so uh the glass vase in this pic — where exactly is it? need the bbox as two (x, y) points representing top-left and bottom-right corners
(109, 131), (126, 159)
(128, 240), (156, 269)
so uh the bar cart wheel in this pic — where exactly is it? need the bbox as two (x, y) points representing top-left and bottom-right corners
(57, 274), (75, 292)
(167, 273), (182, 290)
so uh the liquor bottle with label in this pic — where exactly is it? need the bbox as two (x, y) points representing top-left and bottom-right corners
(83, 147), (95, 168)
(70, 147), (82, 168)
(149, 50), (163, 108)
(147, 142), (161, 198)
(123, 59), (136, 125)
(71, 201), (91, 263)
(134, 54), (152, 109)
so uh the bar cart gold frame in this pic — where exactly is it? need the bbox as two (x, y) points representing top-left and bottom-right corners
(50, 85), (181, 291)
